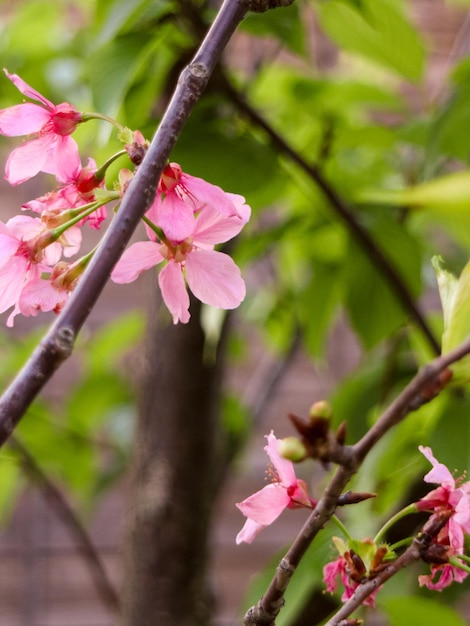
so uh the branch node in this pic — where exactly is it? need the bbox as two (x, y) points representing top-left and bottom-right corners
(188, 62), (209, 80)
(54, 326), (75, 359)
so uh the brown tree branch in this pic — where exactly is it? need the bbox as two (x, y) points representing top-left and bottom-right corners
(242, 337), (470, 625)
(10, 436), (120, 613)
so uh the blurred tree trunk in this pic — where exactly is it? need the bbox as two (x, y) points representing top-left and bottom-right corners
(121, 291), (228, 626)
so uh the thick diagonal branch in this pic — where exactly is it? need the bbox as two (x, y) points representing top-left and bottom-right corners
(0, 0), (252, 449)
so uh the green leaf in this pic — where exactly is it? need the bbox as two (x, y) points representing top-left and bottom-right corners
(299, 262), (342, 358)
(360, 170), (470, 209)
(433, 256), (470, 379)
(380, 596), (466, 626)
(358, 171), (470, 247)
(316, 0), (425, 82)
(342, 215), (422, 348)
(0, 453), (22, 524)
(240, 2), (306, 56)
(94, 0), (172, 46)
(87, 32), (155, 117)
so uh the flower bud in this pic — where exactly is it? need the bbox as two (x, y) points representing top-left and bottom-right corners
(278, 437), (308, 462)
(309, 400), (333, 421)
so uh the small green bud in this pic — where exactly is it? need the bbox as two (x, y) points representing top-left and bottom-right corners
(278, 437), (307, 462)
(309, 400), (333, 421)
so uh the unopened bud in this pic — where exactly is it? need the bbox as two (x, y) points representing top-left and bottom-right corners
(336, 420), (347, 445)
(309, 400), (333, 421)
(278, 437), (307, 462)
(337, 491), (376, 506)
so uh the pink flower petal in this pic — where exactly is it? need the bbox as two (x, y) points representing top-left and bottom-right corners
(5, 135), (53, 185)
(152, 193), (196, 242)
(236, 483), (290, 526)
(182, 172), (240, 217)
(0, 256), (30, 314)
(193, 202), (250, 246)
(264, 431), (297, 487)
(111, 241), (163, 284)
(0, 102), (50, 136)
(158, 261), (190, 324)
(17, 277), (68, 321)
(42, 136), (81, 182)
(235, 518), (265, 545)
(419, 445), (455, 487)
(4, 70), (54, 108)
(185, 249), (245, 309)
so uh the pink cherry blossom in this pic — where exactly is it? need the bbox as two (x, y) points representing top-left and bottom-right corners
(147, 162), (244, 241)
(0, 69), (82, 184)
(111, 194), (250, 324)
(235, 431), (315, 544)
(417, 446), (470, 552)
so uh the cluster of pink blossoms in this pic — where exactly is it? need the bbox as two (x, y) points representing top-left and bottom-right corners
(415, 445), (470, 590)
(322, 446), (470, 606)
(0, 69), (250, 326)
(237, 435), (470, 608)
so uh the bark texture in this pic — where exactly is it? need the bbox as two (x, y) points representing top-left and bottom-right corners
(122, 293), (226, 626)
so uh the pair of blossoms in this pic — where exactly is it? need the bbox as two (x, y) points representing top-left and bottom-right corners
(236, 433), (470, 605)
(0, 69), (250, 326)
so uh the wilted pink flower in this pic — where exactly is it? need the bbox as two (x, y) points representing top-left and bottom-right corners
(111, 194), (250, 324)
(148, 162), (244, 241)
(235, 431), (315, 544)
(323, 538), (388, 607)
(0, 69), (82, 184)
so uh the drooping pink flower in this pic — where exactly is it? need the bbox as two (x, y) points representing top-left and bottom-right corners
(0, 215), (80, 325)
(417, 446), (470, 552)
(235, 431), (316, 544)
(0, 69), (82, 184)
(147, 162), (244, 241)
(111, 194), (250, 324)
(418, 562), (468, 591)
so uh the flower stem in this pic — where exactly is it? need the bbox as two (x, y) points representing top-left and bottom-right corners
(331, 515), (353, 540)
(81, 111), (125, 133)
(374, 503), (418, 544)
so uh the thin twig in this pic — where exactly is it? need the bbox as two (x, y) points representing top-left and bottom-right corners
(243, 336), (470, 625)
(10, 436), (120, 612)
(221, 82), (440, 356)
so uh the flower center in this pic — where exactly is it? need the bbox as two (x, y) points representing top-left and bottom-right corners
(159, 238), (193, 263)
